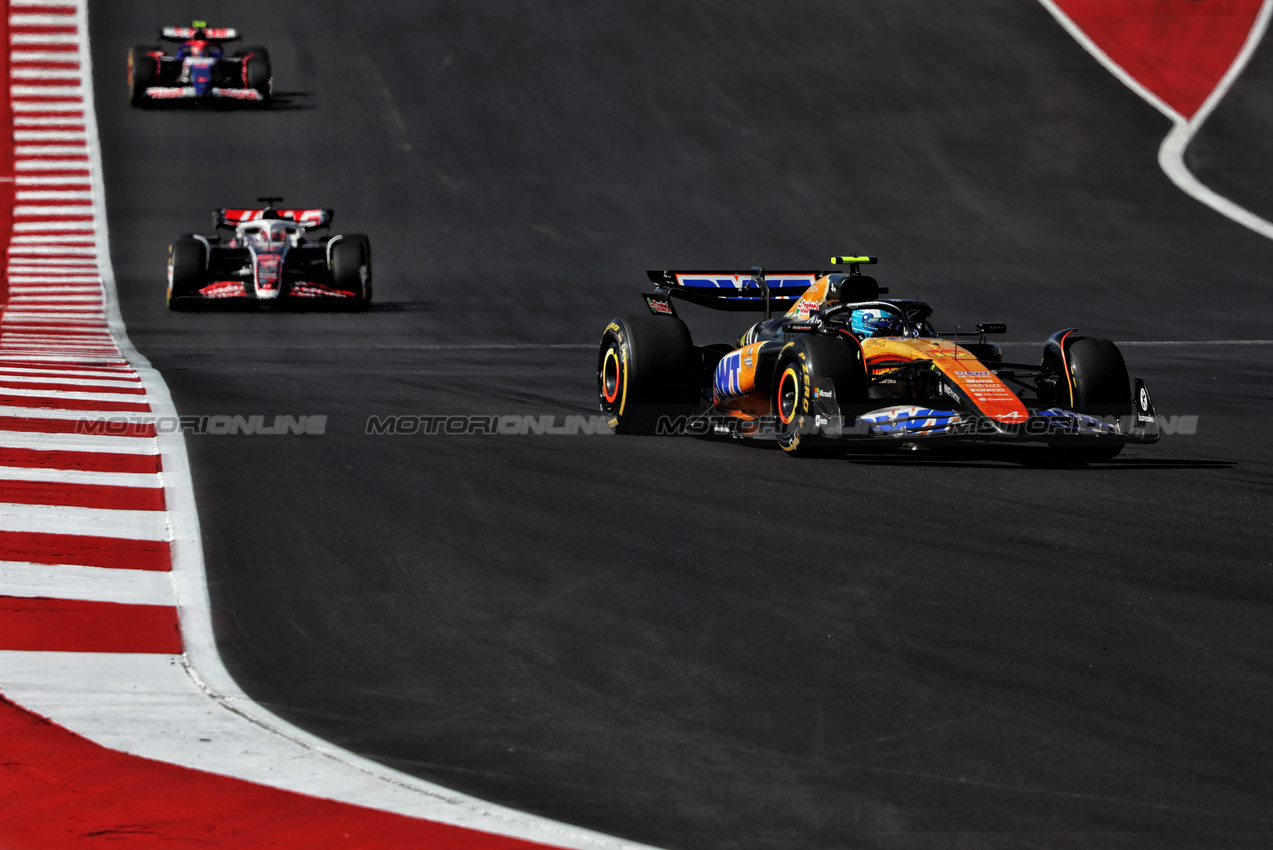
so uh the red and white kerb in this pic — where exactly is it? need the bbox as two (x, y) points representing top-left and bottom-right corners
(0, 3), (658, 848)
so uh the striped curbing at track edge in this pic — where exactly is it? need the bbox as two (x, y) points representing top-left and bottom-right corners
(0, 1), (662, 846)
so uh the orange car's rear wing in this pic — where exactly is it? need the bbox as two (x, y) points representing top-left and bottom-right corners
(645, 269), (824, 313)
(646, 257), (880, 314)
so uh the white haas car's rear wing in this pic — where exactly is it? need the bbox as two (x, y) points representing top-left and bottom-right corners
(214, 208), (334, 230)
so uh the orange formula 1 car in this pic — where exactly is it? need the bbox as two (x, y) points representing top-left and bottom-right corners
(597, 257), (1160, 461)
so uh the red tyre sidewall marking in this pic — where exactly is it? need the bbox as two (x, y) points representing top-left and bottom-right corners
(777, 366), (798, 425)
(602, 345), (620, 404)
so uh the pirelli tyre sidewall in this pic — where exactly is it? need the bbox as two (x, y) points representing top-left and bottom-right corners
(239, 46), (273, 103)
(167, 234), (207, 310)
(1051, 334), (1133, 463)
(772, 350), (809, 452)
(1066, 337), (1132, 416)
(597, 315), (696, 435)
(772, 334), (867, 454)
(330, 234), (372, 308)
(128, 46), (157, 106)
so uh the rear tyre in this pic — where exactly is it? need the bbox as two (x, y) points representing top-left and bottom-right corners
(167, 235), (207, 311)
(240, 47), (272, 103)
(330, 234), (372, 309)
(127, 46), (157, 107)
(773, 335), (868, 454)
(598, 315), (697, 435)
(1049, 335), (1132, 463)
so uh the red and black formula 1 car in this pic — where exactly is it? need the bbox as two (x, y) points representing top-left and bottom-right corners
(597, 257), (1160, 462)
(167, 199), (372, 310)
(128, 21), (271, 107)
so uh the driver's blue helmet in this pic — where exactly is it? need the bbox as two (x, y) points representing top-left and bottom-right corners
(850, 308), (907, 338)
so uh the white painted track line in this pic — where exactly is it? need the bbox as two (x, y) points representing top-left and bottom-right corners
(0, 404), (148, 420)
(0, 503), (169, 540)
(0, 386), (150, 402)
(0, 429), (157, 453)
(0, 464), (160, 486)
(0, 367), (139, 379)
(0, 373), (142, 388)
(1038, 0), (1273, 242)
(0, 562), (174, 605)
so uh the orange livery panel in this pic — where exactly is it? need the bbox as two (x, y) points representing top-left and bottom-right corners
(861, 338), (1029, 424)
(784, 277), (832, 320)
(713, 342), (766, 404)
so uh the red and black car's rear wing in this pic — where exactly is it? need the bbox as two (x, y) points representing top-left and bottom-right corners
(160, 25), (240, 42)
(214, 208), (334, 230)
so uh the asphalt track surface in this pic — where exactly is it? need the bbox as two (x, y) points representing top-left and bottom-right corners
(93, 2), (1273, 848)
(1190, 7), (1273, 224)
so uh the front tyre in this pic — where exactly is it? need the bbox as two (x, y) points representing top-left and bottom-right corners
(127, 46), (157, 107)
(597, 315), (697, 435)
(240, 47), (272, 104)
(330, 234), (372, 309)
(1049, 335), (1132, 463)
(772, 354), (808, 452)
(167, 235), (207, 311)
(773, 335), (867, 454)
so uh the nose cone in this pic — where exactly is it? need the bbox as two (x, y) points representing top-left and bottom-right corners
(189, 61), (213, 95)
(253, 250), (284, 298)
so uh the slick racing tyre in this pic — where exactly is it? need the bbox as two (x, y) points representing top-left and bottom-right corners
(773, 335), (867, 454)
(167, 235), (207, 311)
(240, 47), (272, 103)
(598, 315), (697, 435)
(127, 46), (158, 107)
(1048, 335), (1132, 463)
(329, 234), (372, 309)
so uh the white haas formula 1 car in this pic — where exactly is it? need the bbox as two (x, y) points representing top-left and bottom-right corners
(167, 199), (372, 310)
(128, 22), (271, 107)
